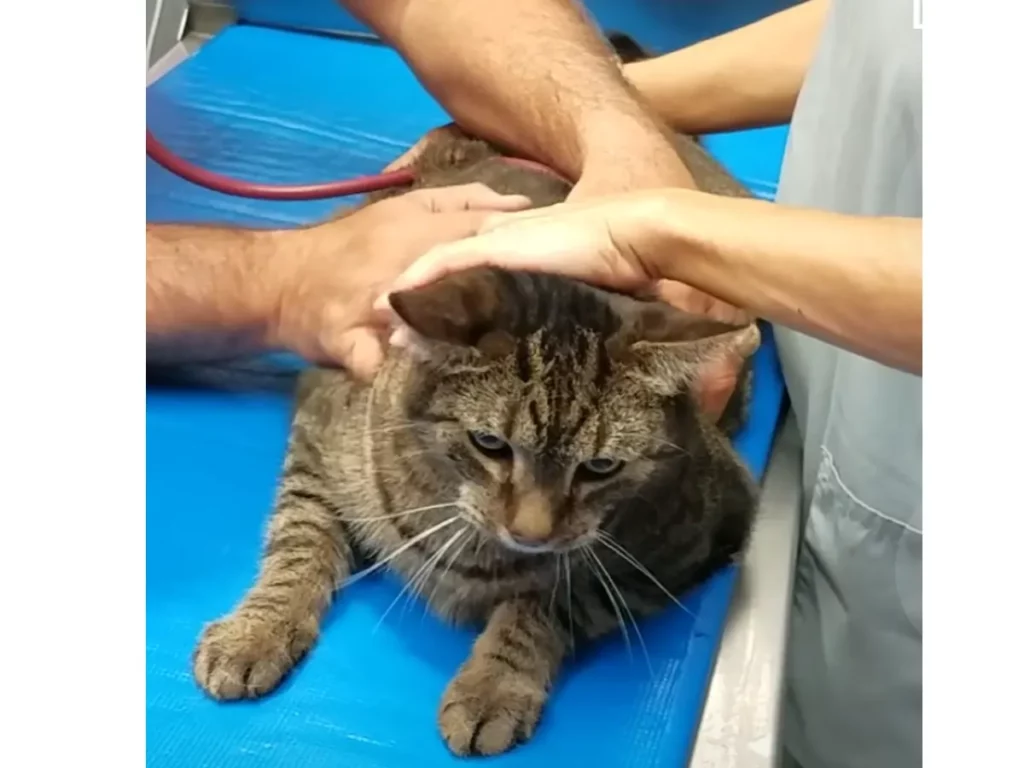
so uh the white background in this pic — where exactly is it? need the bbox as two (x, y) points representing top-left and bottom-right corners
(0, 1), (1016, 765)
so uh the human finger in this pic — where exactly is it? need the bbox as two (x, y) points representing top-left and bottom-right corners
(317, 326), (387, 382)
(473, 203), (579, 233)
(387, 219), (589, 297)
(372, 234), (513, 310)
(408, 208), (537, 251)
(374, 218), (630, 313)
(474, 194), (644, 234)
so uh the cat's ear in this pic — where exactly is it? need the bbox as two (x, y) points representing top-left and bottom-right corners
(387, 267), (516, 358)
(609, 299), (761, 421)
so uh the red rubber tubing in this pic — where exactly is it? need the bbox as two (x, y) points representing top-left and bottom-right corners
(146, 129), (416, 201)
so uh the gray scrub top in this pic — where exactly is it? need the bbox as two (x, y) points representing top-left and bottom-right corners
(771, 1), (922, 767)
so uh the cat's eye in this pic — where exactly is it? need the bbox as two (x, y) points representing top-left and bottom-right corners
(468, 430), (512, 458)
(576, 457), (625, 481)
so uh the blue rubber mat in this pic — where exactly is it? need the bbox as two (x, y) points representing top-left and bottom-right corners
(147, 25), (788, 768)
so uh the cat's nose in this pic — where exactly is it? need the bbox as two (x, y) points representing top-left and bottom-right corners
(508, 491), (554, 543)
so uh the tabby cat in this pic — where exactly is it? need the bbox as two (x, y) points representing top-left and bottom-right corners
(192, 34), (762, 757)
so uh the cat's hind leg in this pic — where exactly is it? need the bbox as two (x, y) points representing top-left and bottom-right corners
(193, 447), (352, 700)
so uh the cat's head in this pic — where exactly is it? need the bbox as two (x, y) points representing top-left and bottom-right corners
(386, 268), (759, 555)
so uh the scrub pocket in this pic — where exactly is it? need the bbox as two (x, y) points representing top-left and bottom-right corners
(783, 439), (922, 768)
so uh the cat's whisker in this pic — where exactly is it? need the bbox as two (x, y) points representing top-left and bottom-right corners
(423, 528), (475, 618)
(374, 526), (468, 633)
(411, 527), (468, 598)
(596, 532), (698, 621)
(652, 437), (685, 454)
(402, 527), (468, 617)
(582, 546), (632, 659)
(586, 545), (653, 675)
(563, 554), (576, 654)
(548, 553), (562, 618)
(346, 501), (459, 524)
(342, 515), (460, 587)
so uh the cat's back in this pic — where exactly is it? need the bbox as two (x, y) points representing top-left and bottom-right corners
(294, 367), (362, 415)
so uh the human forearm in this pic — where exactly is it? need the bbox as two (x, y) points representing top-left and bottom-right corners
(344, 0), (693, 187)
(147, 185), (531, 373)
(146, 224), (284, 362)
(646, 190), (921, 374)
(625, 0), (830, 135)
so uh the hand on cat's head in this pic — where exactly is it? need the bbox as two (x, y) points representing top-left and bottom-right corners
(375, 191), (750, 332)
(268, 184), (530, 379)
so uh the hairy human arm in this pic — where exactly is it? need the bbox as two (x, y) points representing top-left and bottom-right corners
(643, 190), (921, 373)
(146, 186), (529, 375)
(146, 224), (284, 363)
(342, 0), (695, 193)
(625, 0), (830, 135)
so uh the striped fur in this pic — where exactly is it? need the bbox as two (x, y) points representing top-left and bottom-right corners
(193, 37), (761, 758)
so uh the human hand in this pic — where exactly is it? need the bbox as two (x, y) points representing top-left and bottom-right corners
(268, 183), (531, 379)
(376, 190), (748, 325)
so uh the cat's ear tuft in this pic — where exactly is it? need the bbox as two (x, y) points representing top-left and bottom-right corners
(387, 267), (516, 358)
(609, 299), (760, 422)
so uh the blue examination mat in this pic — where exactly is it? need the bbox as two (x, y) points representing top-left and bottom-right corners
(147, 9), (792, 768)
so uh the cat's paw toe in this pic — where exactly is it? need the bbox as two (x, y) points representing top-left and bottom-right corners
(438, 673), (545, 756)
(192, 615), (295, 701)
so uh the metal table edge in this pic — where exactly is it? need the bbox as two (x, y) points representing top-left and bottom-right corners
(689, 411), (803, 767)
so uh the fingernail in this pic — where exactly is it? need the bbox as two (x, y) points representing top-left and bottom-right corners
(389, 325), (413, 349)
(372, 293), (391, 312)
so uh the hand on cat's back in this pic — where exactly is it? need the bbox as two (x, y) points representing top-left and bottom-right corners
(268, 184), (530, 379)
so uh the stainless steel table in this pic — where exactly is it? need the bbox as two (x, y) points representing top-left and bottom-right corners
(690, 413), (804, 768)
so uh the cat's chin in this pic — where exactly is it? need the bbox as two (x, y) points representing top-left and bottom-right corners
(494, 528), (595, 556)
(496, 530), (556, 555)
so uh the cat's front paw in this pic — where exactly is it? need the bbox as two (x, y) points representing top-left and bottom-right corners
(193, 613), (308, 701)
(438, 664), (547, 756)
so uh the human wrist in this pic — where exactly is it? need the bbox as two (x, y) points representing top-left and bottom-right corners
(257, 226), (321, 350)
(262, 217), (364, 356)
(640, 189), (774, 310)
(577, 110), (696, 192)
(630, 188), (723, 283)
(622, 59), (680, 127)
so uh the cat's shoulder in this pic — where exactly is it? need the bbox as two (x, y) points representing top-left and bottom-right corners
(293, 366), (363, 418)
